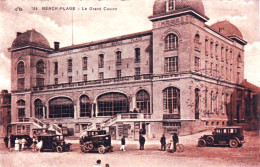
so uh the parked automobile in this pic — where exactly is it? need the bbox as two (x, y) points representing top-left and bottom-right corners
(37, 134), (71, 153)
(9, 134), (33, 148)
(198, 126), (245, 148)
(79, 130), (113, 154)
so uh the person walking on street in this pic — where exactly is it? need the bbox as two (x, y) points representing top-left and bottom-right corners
(120, 136), (126, 151)
(21, 138), (26, 150)
(18, 138), (22, 151)
(172, 133), (179, 153)
(94, 159), (101, 167)
(160, 134), (166, 151)
(4, 136), (8, 148)
(139, 135), (145, 150)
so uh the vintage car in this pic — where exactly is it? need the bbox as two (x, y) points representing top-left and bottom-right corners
(9, 134), (33, 148)
(37, 134), (71, 153)
(198, 127), (245, 148)
(79, 130), (113, 154)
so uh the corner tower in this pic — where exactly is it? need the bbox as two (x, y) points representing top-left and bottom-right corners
(149, 0), (208, 75)
(9, 29), (52, 124)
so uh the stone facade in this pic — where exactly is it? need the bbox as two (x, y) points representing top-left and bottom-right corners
(9, 0), (253, 139)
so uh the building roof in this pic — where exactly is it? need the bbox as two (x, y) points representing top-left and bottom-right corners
(242, 80), (260, 93)
(11, 29), (51, 49)
(210, 20), (243, 39)
(57, 30), (152, 52)
(153, 0), (205, 16)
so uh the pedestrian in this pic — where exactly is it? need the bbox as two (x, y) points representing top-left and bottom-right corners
(160, 134), (166, 151)
(32, 136), (37, 151)
(120, 136), (126, 151)
(139, 135), (145, 150)
(21, 138), (26, 150)
(14, 138), (19, 151)
(18, 138), (22, 151)
(4, 136), (8, 148)
(94, 159), (101, 167)
(172, 133), (179, 153)
(36, 140), (43, 152)
(8, 135), (11, 149)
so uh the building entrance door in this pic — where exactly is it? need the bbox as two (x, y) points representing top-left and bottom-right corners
(109, 126), (116, 140)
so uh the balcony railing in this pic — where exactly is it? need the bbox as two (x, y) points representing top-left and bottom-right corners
(163, 114), (180, 119)
(32, 74), (153, 92)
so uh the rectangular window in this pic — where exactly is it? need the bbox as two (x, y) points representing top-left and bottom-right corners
(68, 59), (72, 73)
(165, 57), (178, 73)
(99, 54), (104, 68)
(221, 66), (224, 79)
(99, 72), (104, 80)
(18, 108), (25, 118)
(68, 76), (72, 83)
(226, 49), (228, 62)
(195, 57), (200, 71)
(221, 47), (224, 61)
(116, 70), (121, 78)
(168, 0), (175, 10)
(135, 67), (141, 76)
(205, 61), (208, 75)
(237, 72), (240, 83)
(215, 64), (218, 77)
(135, 48), (140, 63)
(54, 62), (58, 74)
(36, 78), (44, 87)
(83, 57), (88, 70)
(116, 51), (122, 66)
(83, 74), (88, 81)
(226, 67), (228, 80)
(54, 78), (58, 85)
(210, 62), (213, 76)
(205, 39), (208, 56)
(210, 41), (213, 56)
(215, 44), (218, 59)
(18, 78), (25, 90)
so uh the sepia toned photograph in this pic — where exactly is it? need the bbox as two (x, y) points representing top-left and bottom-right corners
(0, 0), (259, 166)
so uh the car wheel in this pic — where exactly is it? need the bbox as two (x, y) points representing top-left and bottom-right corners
(81, 145), (88, 153)
(98, 146), (105, 154)
(198, 139), (206, 147)
(229, 139), (239, 148)
(206, 136), (214, 145)
(56, 146), (63, 153)
(87, 143), (94, 150)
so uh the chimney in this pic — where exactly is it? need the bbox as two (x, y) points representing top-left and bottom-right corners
(17, 32), (22, 37)
(54, 42), (60, 51)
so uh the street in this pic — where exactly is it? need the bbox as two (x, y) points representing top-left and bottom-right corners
(0, 131), (259, 167)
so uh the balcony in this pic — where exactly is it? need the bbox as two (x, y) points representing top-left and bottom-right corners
(163, 114), (180, 119)
(32, 74), (153, 92)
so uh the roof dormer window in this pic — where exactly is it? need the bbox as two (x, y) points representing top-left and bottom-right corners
(167, 0), (175, 11)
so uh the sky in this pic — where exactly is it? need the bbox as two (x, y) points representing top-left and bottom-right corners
(0, 0), (259, 91)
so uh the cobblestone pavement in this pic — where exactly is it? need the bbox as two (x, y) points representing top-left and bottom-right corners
(0, 131), (259, 167)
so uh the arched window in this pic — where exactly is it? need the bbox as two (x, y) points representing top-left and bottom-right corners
(17, 61), (25, 74)
(195, 89), (200, 119)
(17, 100), (25, 118)
(80, 95), (92, 117)
(34, 99), (43, 119)
(136, 90), (150, 113)
(194, 34), (200, 44)
(49, 97), (74, 118)
(36, 60), (45, 74)
(97, 92), (128, 116)
(165, 34), (178, 50)
(68, 59), (73, 72)
(82, 57), (88, 70)
(163, 87), (180, 114)
(135, 48), (140, 63)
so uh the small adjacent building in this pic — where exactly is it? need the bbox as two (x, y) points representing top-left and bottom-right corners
(8, 0), (257, 139)
(0, 90), (11, 137)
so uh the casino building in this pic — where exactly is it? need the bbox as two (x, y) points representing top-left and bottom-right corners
(9, 0), (255, 139)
